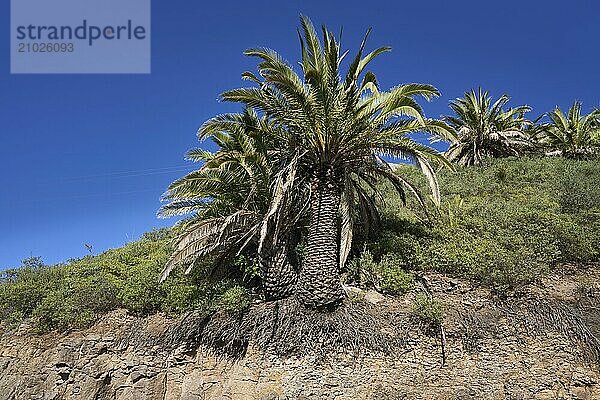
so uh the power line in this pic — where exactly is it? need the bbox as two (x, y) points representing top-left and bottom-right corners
(33, 165), (197, 186)
(59, 165), (195, 182)
(23, 188), (163, 203)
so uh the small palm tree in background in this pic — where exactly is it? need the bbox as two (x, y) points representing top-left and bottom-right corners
(443, 88), (533, 166)
(161, 17), (455, 309)
(539, 101), (600, 159)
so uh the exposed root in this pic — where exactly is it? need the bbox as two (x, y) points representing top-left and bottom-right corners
(200, 297), (405, 359)
(506, 297), (600, 366)
(163, 310), (209, 352)
(152, 269), (600, 367)
(456, 308), (502, 353)
(111, 310), (210, 353)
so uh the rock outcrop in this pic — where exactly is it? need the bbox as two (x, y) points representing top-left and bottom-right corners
(1, 268), (599, 400)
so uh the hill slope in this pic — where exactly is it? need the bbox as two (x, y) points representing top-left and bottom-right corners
(1, 266), (599, 399)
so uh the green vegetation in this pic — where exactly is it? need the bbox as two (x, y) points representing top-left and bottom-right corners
(348, 251), (414, 295)
(0, 229), (251, 332)
(3, 157), (596, 333)
(411, 294), (445, 325)
(368, 156), (600, 289)
(217, 285), (251, 313)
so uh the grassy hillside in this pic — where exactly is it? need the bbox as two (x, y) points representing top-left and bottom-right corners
(366, 156), (600, 289)
(0, 229), (250, 332)
(1, 156), (599, 333)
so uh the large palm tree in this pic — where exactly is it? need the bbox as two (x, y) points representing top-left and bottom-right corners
(540, 101), (600, 159)
(443, 88), (533, 166)
(217, 17), (454, 308)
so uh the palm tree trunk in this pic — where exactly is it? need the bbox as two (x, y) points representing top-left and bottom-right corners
(262, 243), (296, 300)
(296, 178), (344, 308)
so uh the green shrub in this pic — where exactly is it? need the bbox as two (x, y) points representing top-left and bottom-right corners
(348, 251), (414, 295)
(411, 294), (444, 325)
(378, 254), (415, 294)
(161, 279), (203, 314)
(31, 272), (119, 332)
(372, 157), (600, 289)
(218, 285), (251, 313)
(559, 159), (600, 214)
(347, 250), (378, 285)
(0, 228), (253, 332)
(0, 258), (66, 327)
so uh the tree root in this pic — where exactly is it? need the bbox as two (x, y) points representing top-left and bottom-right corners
(198, 296), (405, 359)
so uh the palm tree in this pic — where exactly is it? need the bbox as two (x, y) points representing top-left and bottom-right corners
(158, 108), (301, 300)
(540, 101), (600, 159)
(216, 17), (454, 308)
(443, 88), (533, 166)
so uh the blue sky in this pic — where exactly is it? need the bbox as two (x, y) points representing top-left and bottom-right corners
(1, 0), (599, 268)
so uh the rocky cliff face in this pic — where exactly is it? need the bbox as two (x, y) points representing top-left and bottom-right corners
(1, 268), (599, 400)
